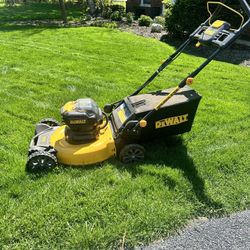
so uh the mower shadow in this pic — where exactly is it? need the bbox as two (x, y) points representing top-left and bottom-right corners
(26, 160), (104, 179)
(160, 35), (250, 65)
(26, 136), (223, 214)
(116, 136), (224, 214)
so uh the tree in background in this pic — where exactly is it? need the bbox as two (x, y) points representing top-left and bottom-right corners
(84, 0), (112, 17)
(87, 0), (96, 15)
(165, 0), (244, 37)
(165, 0), (207, 37)
(59, 0), (67, 23)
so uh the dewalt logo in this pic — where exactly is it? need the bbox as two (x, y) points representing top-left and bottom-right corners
(155, 114), (188, 129)
(70, 119), (86, 124)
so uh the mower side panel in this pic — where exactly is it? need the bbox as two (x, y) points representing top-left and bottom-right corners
(111, 86), (202, 143)
(138, 97), (201, 140)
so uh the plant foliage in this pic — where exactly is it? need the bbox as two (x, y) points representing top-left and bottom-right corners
(165, 0), (207, 36)
(126, 12), (134, 24)
(138, 14), (152, 27)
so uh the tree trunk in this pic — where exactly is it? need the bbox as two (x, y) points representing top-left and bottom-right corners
(87, 0), (96, 16)
(59, 0), (67, 23)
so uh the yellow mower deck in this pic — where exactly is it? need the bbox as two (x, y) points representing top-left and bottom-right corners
(50, 124), (116, 166)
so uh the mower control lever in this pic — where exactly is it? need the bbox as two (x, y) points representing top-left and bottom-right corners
(193, 20), (234, 48)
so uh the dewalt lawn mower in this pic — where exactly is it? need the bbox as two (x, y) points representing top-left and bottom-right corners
(26, 0), (250, 171)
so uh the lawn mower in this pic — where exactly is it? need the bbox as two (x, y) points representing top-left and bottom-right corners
(26, 0), (250, 171)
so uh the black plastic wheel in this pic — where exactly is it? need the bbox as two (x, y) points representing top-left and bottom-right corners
(39, 118), (60, 127)
(26, 151), (57, 172)
(119, 144), (145, 164)
(103, 104), (113, 113)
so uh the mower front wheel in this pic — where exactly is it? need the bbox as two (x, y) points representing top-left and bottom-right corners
(119, 144), (145, 164)
(26, 151), (58, 172)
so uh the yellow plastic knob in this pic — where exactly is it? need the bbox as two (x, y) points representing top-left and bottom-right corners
(186, 77), (194, 85)
(139, 120), (147, 128)
(195, 42), (201, 48)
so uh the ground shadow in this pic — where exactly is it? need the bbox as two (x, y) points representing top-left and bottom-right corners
(160, 35), (250, 66)
(0, 23), (61, 36)
(26, 136), (224, 215)
(0, 3), (77, 23)
(115, 136), (224, 215)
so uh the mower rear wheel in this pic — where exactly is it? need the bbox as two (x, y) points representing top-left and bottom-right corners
(26, 151), (57, 172)
(39, 118), (60, 127)
(119, 144), (145, 164)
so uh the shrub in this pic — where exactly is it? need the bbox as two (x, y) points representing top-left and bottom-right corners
(80, 16), (87, 24)
(110, 10), (122, 21)
(103, 21), (118, 28)
(110, 4), (125, 15)
(164, 5), (172, 20)
(126, 12), (134, 24)
(154, 16), (165, 27)
(90, 20), (106, 27)
(102, 6), (113, 19)
(80, 14), (92, 24)
(167, 0), (243, 36)
(90, 20), (118, 28)
(138, 15), (152, 27)
(165, 0), (207, 37)
(103, 4), (125, 19)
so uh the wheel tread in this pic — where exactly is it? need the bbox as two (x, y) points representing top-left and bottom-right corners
(119, 144), (145, 164)
(26, 151), (57, 172)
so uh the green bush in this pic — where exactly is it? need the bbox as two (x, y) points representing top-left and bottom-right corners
(165, 0), (207, 37)
(102, 6), (113, 19)
(110, 10), (122, 21)
(138, 15), (152, 27)
(90, 20), (106, 27)
(110, 4), (125, 15)
(103, 21), (118, 28)
(163, 0), (173, 8)
(90, 20), (118, 28)
(80, 14), (92, 24)
(164, 5), (172, 20)
(126, 12), (134, 24)
(102, 5), (125, 19)
(154, 16), (165, 27)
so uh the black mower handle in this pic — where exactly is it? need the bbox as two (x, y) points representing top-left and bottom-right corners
(239, 0), (250, 18)
(131, 0), (250, 127)
(107, 0), (250, 114)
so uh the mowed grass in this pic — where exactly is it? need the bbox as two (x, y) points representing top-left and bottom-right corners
(0, 3), (82, 23)
(0, 26), (249, 249)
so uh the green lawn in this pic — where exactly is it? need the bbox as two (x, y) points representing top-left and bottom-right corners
(0, 26), (249, 249)
(0, 3), (82, 23)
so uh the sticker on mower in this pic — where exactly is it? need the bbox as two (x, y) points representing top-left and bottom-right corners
(155, 114), (189, 129)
